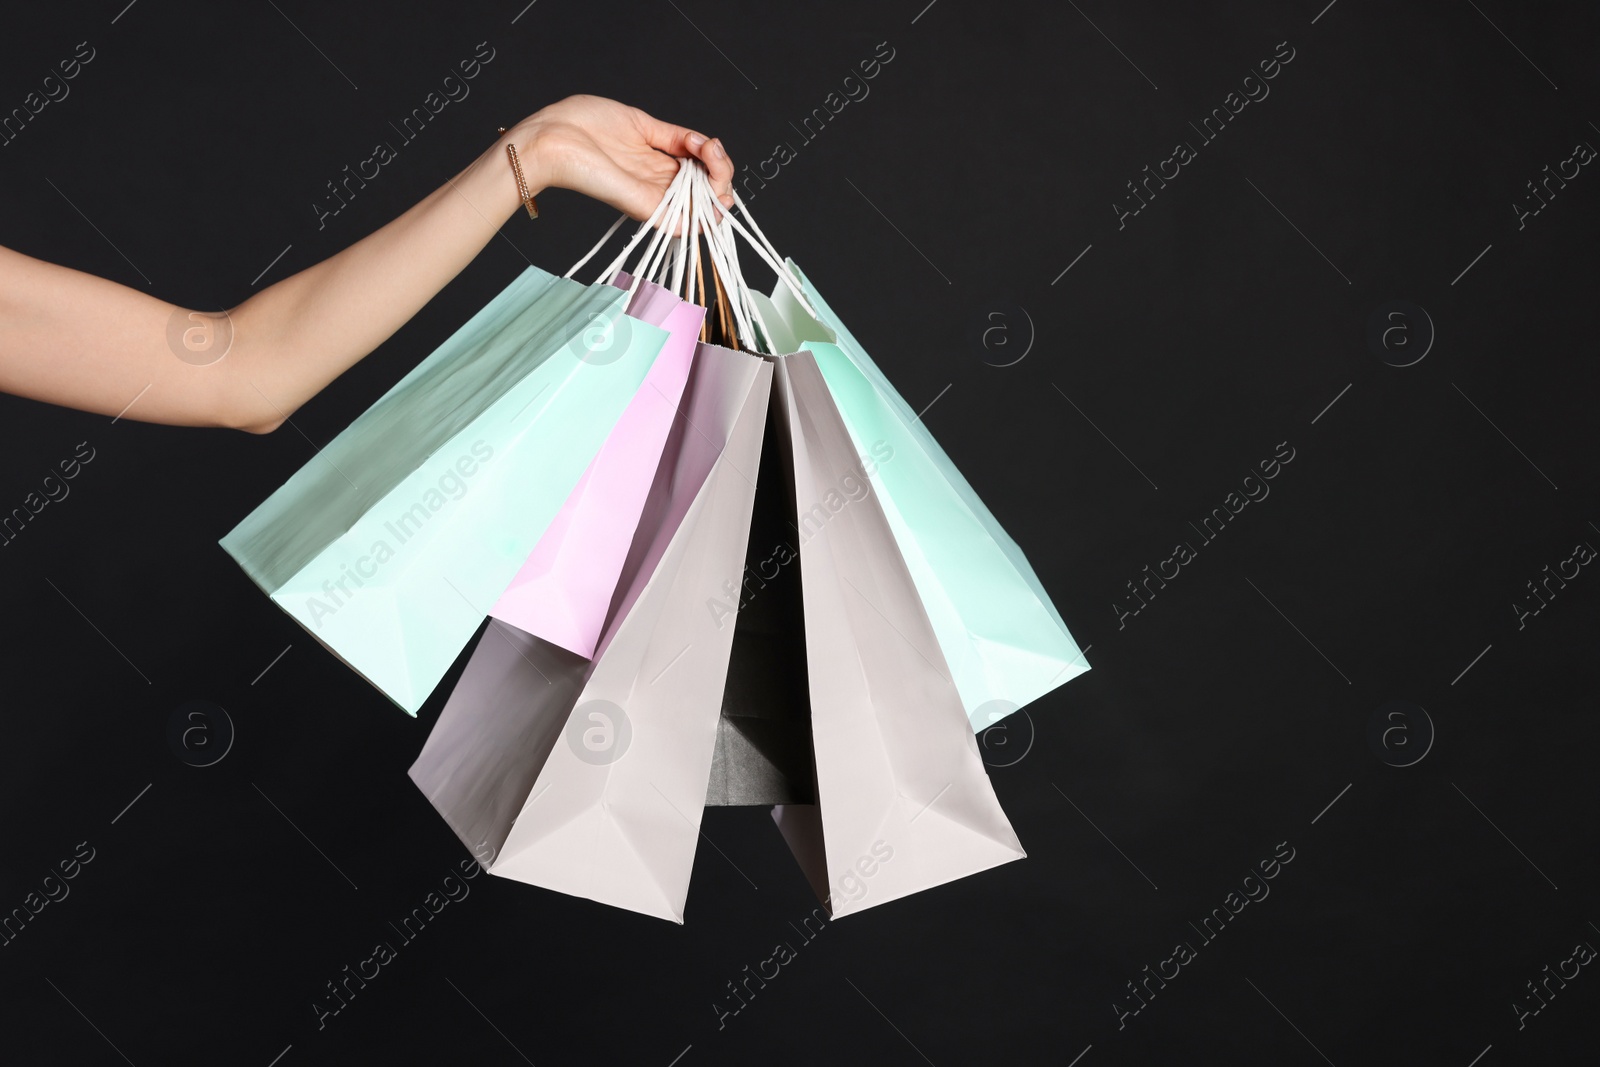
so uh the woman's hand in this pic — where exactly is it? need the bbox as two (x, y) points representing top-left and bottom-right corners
(507, 95), (735, 220)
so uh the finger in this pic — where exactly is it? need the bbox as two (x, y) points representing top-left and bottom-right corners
(679, 136), (734, 210)
(702, 137), (735, 208)
(634, 108), (734, 203)
(632, 108), (707, 160)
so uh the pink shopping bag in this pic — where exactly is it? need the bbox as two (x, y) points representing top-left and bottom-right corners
(488, 275), (704, 658)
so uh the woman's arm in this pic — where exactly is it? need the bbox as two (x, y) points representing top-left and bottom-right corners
(0, 95), (734, 434)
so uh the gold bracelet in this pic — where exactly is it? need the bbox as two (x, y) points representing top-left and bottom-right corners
(497, 127), (539, 219)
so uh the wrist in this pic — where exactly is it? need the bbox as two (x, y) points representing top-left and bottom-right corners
(502, 118), (551, 198)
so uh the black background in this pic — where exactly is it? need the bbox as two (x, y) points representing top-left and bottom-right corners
(2, 1), (1597, 1064)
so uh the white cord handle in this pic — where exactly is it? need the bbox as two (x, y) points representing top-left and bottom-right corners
(696, 170), (773, 352)
(722, 193), (819, 321)
(562, 156), (818, 354)
(564, 162), (690, 283)
(659, 166), (697, 295)
(637, 171), (691, 287)
(633, 164), (697, 290)
(689, 173), (758, 349)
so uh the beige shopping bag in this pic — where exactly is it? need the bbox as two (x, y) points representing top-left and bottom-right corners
(408, 344), (772, 922)
(767, 350), (1026, 919)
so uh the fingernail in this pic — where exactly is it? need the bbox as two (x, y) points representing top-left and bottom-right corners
(710, 138), (726, 160)
(688, 132), (707, 148)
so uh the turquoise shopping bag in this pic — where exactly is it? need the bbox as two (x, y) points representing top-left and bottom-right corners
(220, 265), (668, 715)
(761, 261), (1089, 732)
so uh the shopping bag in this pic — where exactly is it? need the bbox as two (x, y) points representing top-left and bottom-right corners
(755, 264), (1090, 732)
(486, 273), (703, 658)
(218, 267), (669, 714)
(409, 343), (773, 922)
(766, 349), (1026, 919)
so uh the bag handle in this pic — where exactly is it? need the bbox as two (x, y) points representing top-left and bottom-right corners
(683, 166), (819, 343)
(564, 162), (690, 285)
(706, 175), (778, 351)
(563, 156), (820, 351)
(639, 170), (692, 288)
(686, 165), (818, 322)
(686, 167), (793, 353)
(692, 175), (759, 349)
(656, 163), (699, 295)
(644, 164), (747, 349)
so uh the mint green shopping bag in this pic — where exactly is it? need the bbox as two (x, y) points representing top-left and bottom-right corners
(221, 265), (668, 715)
(758, 261), (1089, 733)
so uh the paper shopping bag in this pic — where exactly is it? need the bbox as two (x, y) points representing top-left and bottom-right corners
(220, 265), (669, 714)
(487, 274), (703, 658)
(757, 262), (1089, 732)
(409, 344), (772, 922)
(766, 350), (1025, 919)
